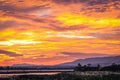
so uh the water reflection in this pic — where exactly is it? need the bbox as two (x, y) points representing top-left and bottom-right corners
(0, 69), (74, 78)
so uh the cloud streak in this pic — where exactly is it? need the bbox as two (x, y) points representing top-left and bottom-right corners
(61, 52), (107, 58)
(0, 50), (22, 57)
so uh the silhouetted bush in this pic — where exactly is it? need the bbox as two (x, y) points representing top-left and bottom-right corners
(75, 63), (120, 72)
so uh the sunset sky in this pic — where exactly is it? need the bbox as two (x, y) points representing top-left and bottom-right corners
(0, 0), (120, 66)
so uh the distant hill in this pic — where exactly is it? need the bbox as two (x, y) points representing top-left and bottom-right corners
(12, 63), (37, 67)
(12, 63), (47, 68)
(12, 56), (120, 68)
(57, 55), (120, 67)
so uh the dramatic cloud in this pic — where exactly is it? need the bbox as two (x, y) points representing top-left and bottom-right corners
(0, 1), (50, 12)
(0, 0), (120, 66)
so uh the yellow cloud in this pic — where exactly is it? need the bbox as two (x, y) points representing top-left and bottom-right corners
(0, 40), (42, 46)
(0, 17), (10, 21)
(56, 13), (120, 28)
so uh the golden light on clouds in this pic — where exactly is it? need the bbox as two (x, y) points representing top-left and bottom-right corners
(57, 13), (120, 27)
(0, 40), (42, 46)
(0, 0), (120, 66)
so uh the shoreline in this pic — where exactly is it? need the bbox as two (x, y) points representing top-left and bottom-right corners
(0, 72), (120, 80)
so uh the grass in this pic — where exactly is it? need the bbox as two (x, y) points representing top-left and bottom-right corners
(0, 73), (120, 80)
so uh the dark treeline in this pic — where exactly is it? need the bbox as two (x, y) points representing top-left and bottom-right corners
(0, 63), (120, 72)
(0, 66), (73, 70)
(0, 66), (41, 70)
(74, 63), (120, 72)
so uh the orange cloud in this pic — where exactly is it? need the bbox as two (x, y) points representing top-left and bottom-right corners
(0, 0), (120, 66)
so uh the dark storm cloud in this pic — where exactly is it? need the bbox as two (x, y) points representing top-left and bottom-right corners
(61, 52), (107, 58)
(0, 49), (23, 57)
(52, 0), (72, 4)
(84, 6), (108, 12)
(0, 1), (49, 13)
(10, 14), (46, 23)
(52, 0), (120, 12)
(86, 0), (119, 6)
(82, 0), (120, 12)
(0, 20), (30, 30)
(0, 21), (16, 29)
(52, 0), (119, 4)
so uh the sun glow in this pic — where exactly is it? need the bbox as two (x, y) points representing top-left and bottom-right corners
(0, 40), (42, 46)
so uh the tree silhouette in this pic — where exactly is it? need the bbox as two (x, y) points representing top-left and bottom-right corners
(74, 63), (120, 72)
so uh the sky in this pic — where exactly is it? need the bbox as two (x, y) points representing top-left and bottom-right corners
(0, 0), (120, 66)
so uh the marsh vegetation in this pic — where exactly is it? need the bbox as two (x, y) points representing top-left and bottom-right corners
(0, 73), (120, 80)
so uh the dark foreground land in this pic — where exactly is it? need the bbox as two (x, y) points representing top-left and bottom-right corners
(0, 73), (120, 80)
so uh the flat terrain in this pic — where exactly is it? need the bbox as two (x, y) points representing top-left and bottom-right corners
(0, 71), (120, 80)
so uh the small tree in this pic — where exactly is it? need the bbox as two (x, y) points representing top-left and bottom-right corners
(87, 64), (91, 67)
(78, 63), (82, 67)
(97, 64), (101, 70)
(74, 63), (82, 71)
